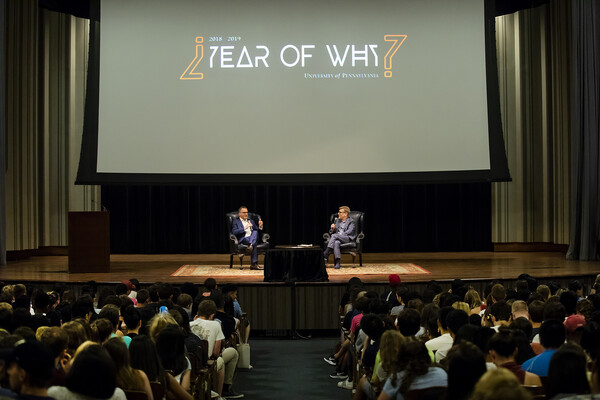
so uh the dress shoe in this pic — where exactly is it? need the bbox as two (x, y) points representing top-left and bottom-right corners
(250, 263), (263, 270)
(246, 244), (253, 253)
(334, 258), (341, 269)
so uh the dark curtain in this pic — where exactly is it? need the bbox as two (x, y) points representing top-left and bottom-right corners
(567, 0), (600, 261)
(102, 183), (492, 254)
(0, 0), (6, 265)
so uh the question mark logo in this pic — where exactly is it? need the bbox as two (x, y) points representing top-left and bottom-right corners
(180, 36), (204, 80)
(383, 35), (407, 78)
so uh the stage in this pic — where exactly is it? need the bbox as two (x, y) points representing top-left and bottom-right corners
(3, 251), (599, 331)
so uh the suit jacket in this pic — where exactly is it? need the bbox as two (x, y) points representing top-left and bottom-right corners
(333, 217), (357, 242)
(232, 217), (258, 240)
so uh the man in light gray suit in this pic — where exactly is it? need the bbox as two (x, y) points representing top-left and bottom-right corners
(323, 206), (356, 269)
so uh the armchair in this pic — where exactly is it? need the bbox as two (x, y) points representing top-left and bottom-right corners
(226, 211), (270, 268)
(323, 210), (365, 266)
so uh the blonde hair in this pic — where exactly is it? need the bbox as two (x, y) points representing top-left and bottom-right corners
(452, 301), (470, 314)
(536, 285), (550, 301)
(339, 206), (351, 214)
(464, 289), (482, 309)
(148, 313), (178, 342)
(469, 368), (532, 400)
(379, 330), (405, 379)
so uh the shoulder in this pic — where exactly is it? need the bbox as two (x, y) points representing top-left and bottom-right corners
(111, 388), (127, 400)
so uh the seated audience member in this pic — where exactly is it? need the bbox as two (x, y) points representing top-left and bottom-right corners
(546, 343), (590, 399)
(536, 284), (551, 301)
(561, 290), (579, 316)
(446, 341), (487, 400)
(511, 300), (529, 321)
(465, 289), (483, 315)
(155, 325), (190, 392)
(211, 291), (237, 342)
(176, 293), (193, 319)
(389, 285), (409, 316)
(91, 318), (113, 344)
(420, 303), (440, 342)
(129, 335), (192, 400)
(378, 338), (447, 400)
(487, 330), (541, 386)
(61, 320), (88, 356)
(3, 341), (55, 400)
(98, 304), (131, 347)
(522, 319), (566, 377)
(564, 314), (586, 345)
(190, 300), (241, 399)
(48, 344), (127, 400)
(469, 365), (533, 400)
(528, 300), (544, 341)
(396, 308), (421, 338)
(488, 301), (511, 331)
(121, 306), (142, 339)
(425, 306), (453, 354)
(38, 326), (69, 386)
(569, 280), (585, 301)
(452, 301), (471, 314)
(71, 296), (94, 322)
(103, 337), (153, 400)
(508, 320), (536, 364)
(434, 308), (469, 362)
(355, 330), (405, 400)
(381, 274), (401, 304)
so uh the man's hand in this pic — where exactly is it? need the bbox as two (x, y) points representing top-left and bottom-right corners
(330, 223), (336, 230)
(258, 219), (263, 229)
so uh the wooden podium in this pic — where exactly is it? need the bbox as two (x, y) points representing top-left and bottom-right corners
(68, 211), (110, 273)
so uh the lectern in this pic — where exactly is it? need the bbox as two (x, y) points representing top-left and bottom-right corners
(68, 211), (110, 273)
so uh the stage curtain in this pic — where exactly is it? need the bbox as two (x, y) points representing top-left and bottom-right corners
(492, 2), (571, 245)
(0, 0), (6, 264)
(101, 183), (492, 254)
(567, 0), (600, 261)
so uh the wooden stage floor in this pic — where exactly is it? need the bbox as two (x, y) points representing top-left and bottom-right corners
(2, 252), (600, 286)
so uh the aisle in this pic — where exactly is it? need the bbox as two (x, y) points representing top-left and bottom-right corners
(234, 337), (352, 399)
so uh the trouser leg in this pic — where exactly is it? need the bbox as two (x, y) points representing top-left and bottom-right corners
(222, 347), (239, 385)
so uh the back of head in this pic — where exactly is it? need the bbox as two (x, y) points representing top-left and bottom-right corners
(98, 304), (120, 329)
(209, 290), (225, 309)
(528, 300), (545, 323)
(396, 308), (421, 337)
(155, 325), (187, 375)
(157, 283), (173, 300)
(491, 284), (506, 302)
(129, 335), (165, 385)
(103, 337), (130, 371)
(488, 329), (517, 358)
(540, 319), (566, 349)
(446, 308), (469, 336)
(509, 317), (533, 339)
(148, 313), (178, 341)
(544, 301), (566, 321)
(547, 343), (590, 398)
(122, 306), (141, 330)
(465, 289), (482, 309)
(446, 341), (486, 400)
(204, 278), (217, 291)
(66, 344), (117, 399)
(470, 368), (532, 400)
(396, 339), (432, 395)
(489, 300), (511, 322)
(39, 326), (68, 358)
(359, 314), (385, 340)
(438, 306), (454, 331)
(536, 285), (550, 300)
(560, 290), (579, 315)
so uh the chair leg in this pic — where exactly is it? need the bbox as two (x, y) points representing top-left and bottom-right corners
(350, 252), (356, 267)
(230, 254), (234, 268)
(359, 253), (363, 266)
(238, 254), (244, 268)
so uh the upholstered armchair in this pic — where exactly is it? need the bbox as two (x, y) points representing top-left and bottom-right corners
(322, 211), (365, 266)
(226, 211), (270, 268)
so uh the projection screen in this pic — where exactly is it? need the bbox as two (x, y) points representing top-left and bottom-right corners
(77, 0), (510, 184)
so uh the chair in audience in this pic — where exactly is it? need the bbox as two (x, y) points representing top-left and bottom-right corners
(226, 211), (270, 268)
(123, 390), (149, 400)
(149, 382), (164, 400)
(323, 210), (365, 266)
(189, 339), (217, 400)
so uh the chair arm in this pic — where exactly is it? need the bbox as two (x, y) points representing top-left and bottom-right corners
(261, 233), (270, 243)
(356, 232), (365, 242)
(229, 234), (239, 245)
(323, 233), (331, 242)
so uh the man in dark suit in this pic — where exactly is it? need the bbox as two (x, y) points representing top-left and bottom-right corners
(232, 206), (264, 270)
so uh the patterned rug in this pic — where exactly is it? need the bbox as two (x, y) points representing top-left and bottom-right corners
(171, 263), (430, 277)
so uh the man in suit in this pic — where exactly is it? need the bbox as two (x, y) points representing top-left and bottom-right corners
(232, 206), (264, 270)
(324, 206), (356, 269)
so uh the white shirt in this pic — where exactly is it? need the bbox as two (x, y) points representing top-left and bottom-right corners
(425, 332), (453, 352)
(190, 318), (225, 356)
(241, 218), (252, 237)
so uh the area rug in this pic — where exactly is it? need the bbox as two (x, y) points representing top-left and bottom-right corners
(171, 263), (429, 277)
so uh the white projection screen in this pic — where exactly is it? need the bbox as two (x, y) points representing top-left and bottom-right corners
(77, 0), (510, 184)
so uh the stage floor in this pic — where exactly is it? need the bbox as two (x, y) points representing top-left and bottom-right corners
(2, 251), (600, 285)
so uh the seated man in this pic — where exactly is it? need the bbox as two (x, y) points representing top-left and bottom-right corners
(323, 206), (356, 269)
(231, 206), (264, 270)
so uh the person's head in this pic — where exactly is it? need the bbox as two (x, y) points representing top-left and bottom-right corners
(359, 314), (386, 341)
(129, 335), (166, 387)
(388, 274), (401, 289)
(61, 320), (88, 356)
(469, 368), (532, 400)
(155, 325), (187, 376)
(204, 278), (217, 292)
(540, 319), (566, 349)
(197, 299), (217, 319)
(338, 206), (350, 221)
(91, 318), (113, 344)
(379, 330), (405, 378)
(396, 308), (421, 337)
(564, 314), (586, 343)
(560, 291), (579, 315)
(176, 293), (193, 309)
(544, 301), (567, 321)
(103, 337), (132, 372)
(446, 341), (487, 400)
(509, 317), (533, 340)
(238, 206), (249, 219)
(489, 300), (511, 324)
(438, 306), (453, 332)
(491, 284), (506, 303)
(122, 306), (141, 332)
(157, 283), (173, 300)
(569, 280), (584, 297)
(395, 338), (432, 395)
(464, 289), (482, 309)
(546, 343), (590, 398)
(446, 308), (469, 337)
(528, 300), (545, 324)
(114, 283), (128, 296)
(4, 341), (54, 393)
(98, 304), (120, 332)
(38, 326), (68, 359)
(421, 303), (440, 337)
(536, 284), (550, 301)
(136, 289), (149, 305)
(406, 298), (424, 315)
(511, 300), (529, 320)
(66, 344), (117, 399)
(209, 290), (225, 310)
(488, 329), (517, 362)
(148, 313), (178, 342)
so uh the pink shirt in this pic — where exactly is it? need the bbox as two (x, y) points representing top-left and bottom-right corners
(351, 313), (363, 334)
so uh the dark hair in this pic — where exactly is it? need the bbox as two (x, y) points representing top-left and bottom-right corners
(446, 309), (469, 335)
(91, 318), (114, 343)
(157, 283), (173, 300)
(360, 314), (385, 340)
(129, 335), (167, 389)
(546, 343), (590, 398)
(136, 289), (149, 304)
(122, 306), (141, 331)
(66, 345), (117, 399)
(354, 296), (371, 313)
(544, 302), (567, 322)
(180, 282), (198, 299)
(397, 308), (421, 337)
(155, 325), (187, 376)
(204, 278), (217, 291)
(489, 300), (511, 322)
(511, 329), (536, 364)
(528, 300), (545, 323)
(395, 339), (432, 395)
(509, 317), (533, 339)
(103, 337), (144, 392)
(148, 285), (160, 303)
(220, 284), (238, 296)
(422, 303), (440, 338)
(209, 290), (225, 309)
(560, 291), (578, 315)
(580, 321), (600, 360)
(540, 319), (566, 349)
(438, 306), (453, 331)
(453, 324), (480, 346)
(568, 280), (583, 292)
(115, 283), (128, 296)
(488, 329), (517, 358)
(446, 341), (486, 400)
(39, 326), (68, 358)
(98, 305), (120, 330)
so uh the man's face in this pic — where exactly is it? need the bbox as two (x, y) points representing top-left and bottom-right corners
(7, 363), (24, 393)
(239, 208), (249, 220)
(338, 209), (348, 221)
(229, 290), (238, 300)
